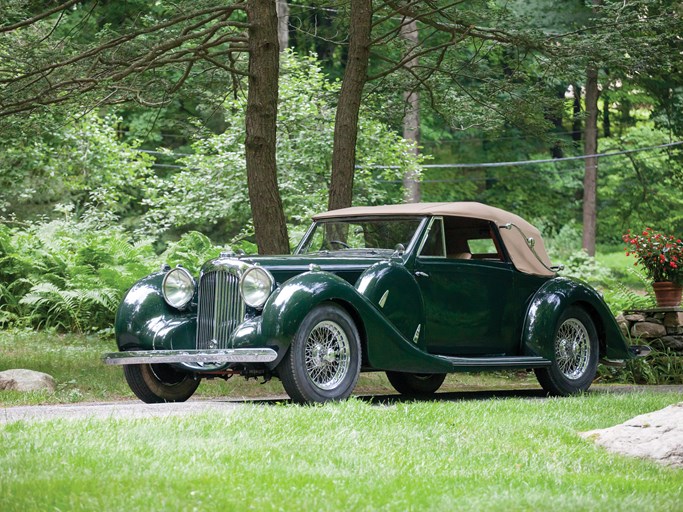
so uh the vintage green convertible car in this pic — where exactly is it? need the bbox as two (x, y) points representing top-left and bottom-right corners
(105, 202), (647, 403)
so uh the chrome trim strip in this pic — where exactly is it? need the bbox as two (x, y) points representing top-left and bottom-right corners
(103, 348), (278, 366)
(416, 216), (447, 258)
(437, 355), (551, 368)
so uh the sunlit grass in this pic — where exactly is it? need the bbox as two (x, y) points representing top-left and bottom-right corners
(1, 393), (681, 511)
(596, 247), (645, 289)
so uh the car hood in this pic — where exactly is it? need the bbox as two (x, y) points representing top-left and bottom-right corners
(204, 254), (395, 285)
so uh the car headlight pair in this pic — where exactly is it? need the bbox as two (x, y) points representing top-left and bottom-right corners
(162, 266), (274, 310)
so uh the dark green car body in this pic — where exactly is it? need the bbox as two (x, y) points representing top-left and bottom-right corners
(106, 203), (644, 403)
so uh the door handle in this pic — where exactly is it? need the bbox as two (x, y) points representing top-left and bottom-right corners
(414, 271), (429, 278)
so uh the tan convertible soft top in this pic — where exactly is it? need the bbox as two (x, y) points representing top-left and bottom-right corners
(313, 202), (556, 277)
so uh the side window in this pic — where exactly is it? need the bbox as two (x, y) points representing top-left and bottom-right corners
(444, 217), (505, 262)
(468, 238), (499, 258)
(419, 218), (446, 257)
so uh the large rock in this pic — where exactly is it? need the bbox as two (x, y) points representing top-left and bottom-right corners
(0, 369), (56, 392)
(664, 312), (683, 328)
(658, 336), (683, 351)
(581, 403), (683, 468)
(631, 321), (667, 338)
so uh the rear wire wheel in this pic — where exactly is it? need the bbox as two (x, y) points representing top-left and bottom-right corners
(123, 363), (200, 403)
(535, 306), (599, 396)
(386, 372), (446, 396)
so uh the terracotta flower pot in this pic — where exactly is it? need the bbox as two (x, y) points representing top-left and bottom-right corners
(652, 282), (683, 307)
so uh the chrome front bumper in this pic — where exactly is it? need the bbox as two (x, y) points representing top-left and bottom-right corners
(103, 348), (278, 366)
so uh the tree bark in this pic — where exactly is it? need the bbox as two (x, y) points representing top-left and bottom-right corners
(328, 0), (372, 211)
(245, 0), (289, 254)
(276, 0), (289, 52)
(582, 66), (599, 256)
(572, 84), (582, 142)
(603, 89), (611, 137)
(401, 19), (421, 203)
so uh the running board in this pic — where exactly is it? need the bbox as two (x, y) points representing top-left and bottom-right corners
(435, 355), (551, 369)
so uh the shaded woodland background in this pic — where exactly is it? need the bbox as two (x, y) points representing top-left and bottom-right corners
(0, 0), (682, 333)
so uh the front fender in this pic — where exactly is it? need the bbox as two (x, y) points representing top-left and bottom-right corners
(114, 272), (196, 352)
(259, 271), (368, 344)
(522, 277), (631, 360)
(255, 270), (453, 373)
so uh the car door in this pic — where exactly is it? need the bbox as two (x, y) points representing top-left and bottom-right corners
(414, 216), (520, 357)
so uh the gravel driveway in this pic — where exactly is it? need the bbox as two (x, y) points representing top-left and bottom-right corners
(2, 385), (681, 424)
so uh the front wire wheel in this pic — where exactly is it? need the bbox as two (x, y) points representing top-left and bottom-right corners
(123, 363), (200, 403)
(535, 306), (599, 396)
(279, 303), (361, 404)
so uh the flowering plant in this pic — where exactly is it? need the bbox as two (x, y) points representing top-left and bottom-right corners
(622, 228), (683, 284)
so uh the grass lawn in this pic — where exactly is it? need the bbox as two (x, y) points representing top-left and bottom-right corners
(595, 247), (646, 289)
(1, 392), (682, 511)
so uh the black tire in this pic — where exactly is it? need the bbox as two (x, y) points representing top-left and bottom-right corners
(386, 372), (446, 396)
(123, 363), (200, 403)
(534, 306), (599, 396)
(279, 303), (361, 404)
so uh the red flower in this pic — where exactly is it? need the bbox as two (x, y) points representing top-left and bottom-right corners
(623, 228), (683, 283)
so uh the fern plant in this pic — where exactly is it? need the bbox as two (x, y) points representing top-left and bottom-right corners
(1, 211), (227, 332)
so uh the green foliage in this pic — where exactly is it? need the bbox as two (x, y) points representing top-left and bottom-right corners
(598, 124), (683, 243)
(159, 231), (228, 274)
(0, 212), (225, 332)
(599, 344), (683, 385)
(600, 269), (656, 315)
(0, 113), (154, 222)
(556, 250), (614, 287)
(141, 51), (423, 242)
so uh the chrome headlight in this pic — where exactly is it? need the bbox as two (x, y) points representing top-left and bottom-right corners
(162, 267), (195, 309)
(240, 266), (274, 309)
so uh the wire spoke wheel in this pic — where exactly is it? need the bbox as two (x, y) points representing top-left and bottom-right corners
(554, 318), (591, 380)
(304, 320), (351, 390)
(534, 306), (598, 396)
(123, 363), (200, 403)
(279, 303), (361, 404)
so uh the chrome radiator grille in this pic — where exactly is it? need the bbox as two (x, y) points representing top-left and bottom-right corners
(196, 270), (245, 349)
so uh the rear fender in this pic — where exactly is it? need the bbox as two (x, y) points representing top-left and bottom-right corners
(522, 277), (631, 360)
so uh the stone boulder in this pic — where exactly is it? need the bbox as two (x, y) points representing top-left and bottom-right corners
(631, 321), (667, 339)
(581, 403), (683, 468)
(0, 369), (56, 392)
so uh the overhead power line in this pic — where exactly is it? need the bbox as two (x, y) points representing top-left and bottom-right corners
(370, 141), (683, 170)
(143, 140), (682, 172)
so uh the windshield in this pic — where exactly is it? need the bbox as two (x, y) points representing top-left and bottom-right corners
(296, 217), (424, 255)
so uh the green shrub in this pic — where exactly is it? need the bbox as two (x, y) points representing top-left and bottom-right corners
(598, 344), (683, 385)
(0, 211), (226, 332)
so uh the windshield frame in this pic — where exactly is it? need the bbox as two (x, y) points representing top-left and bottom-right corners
(294, 216), (429, 257)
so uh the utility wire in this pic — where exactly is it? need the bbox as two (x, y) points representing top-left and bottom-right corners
(145, 140), (682, 172)
(367, 141), (683, 170)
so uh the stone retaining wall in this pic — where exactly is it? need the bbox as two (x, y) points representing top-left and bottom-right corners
(616, 307), (683, 352)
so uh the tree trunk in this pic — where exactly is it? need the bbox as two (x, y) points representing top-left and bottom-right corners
(401, 19), (421, 203)
(549, 84), (566, 158)
(603, 89), (611, 137)
(276, 0), (289, 52)
(582, 66), (599, 256)
(245, 0), (289, 254)
(328, 0), (372, 211)
(572, 84), (582, 142)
